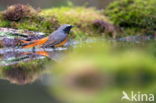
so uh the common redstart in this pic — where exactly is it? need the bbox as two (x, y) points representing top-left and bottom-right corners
(22, 24), (73, 48)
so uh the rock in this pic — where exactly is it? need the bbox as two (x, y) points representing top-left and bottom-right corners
(93, 20), (120, 38)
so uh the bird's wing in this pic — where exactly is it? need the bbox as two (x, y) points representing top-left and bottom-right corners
(42, 31), (67, 47)
(42, 37), (58, 47)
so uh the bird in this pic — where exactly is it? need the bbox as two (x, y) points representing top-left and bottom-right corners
(22, 24), (73, 48)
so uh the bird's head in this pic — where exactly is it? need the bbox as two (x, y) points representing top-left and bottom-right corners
(58, 24), (74, 34)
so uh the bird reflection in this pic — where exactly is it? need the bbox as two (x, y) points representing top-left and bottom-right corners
(0, 48), (66, 85)
(0, 48), (66, 66)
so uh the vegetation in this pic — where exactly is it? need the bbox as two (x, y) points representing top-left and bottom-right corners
(0, 1), (155, 39)
(40, 7), (115, 39)
(3, 4), (37, 21)
(104, 0), (156, 35)
(0, 4), (117, 39)
(0, 4), (59, 34)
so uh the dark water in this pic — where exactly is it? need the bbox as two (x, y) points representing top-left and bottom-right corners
(0, 79), (60, 103)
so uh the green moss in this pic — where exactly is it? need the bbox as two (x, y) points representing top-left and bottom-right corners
(40, 7), (110, 38)
(0, 15), (11, 27)
(104, 0), (156, 35)
(7, 16), (59, 35)
(0, 6), (111, 39)
(40, 7), (108, 24)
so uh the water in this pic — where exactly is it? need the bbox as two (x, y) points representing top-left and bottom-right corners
(0, 28), (156, 103)
(0, 48), (67, 66)
(0, 48), (64, 103)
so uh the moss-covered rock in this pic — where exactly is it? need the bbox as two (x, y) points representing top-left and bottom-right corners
(0, 4), (59, 34)
(104, 0), (156, 35)
(40, 7), (110, 38)
(0, 4), (114, 39)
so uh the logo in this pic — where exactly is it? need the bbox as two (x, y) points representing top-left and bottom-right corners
(121, 91), (154, 102)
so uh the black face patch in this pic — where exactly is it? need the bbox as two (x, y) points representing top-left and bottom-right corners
(63, 25), (73, 34)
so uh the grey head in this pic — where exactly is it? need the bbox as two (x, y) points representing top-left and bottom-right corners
(57, 24), (73, 34)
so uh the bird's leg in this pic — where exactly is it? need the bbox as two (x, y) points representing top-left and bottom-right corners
(32, 47), (36, 53)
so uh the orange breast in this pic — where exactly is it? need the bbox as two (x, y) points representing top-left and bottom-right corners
(54, 37), (68, 47)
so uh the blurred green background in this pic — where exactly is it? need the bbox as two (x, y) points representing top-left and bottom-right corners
(0, 0), (114, 10)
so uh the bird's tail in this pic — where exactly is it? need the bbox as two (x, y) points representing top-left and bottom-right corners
(21, 37), (48, 48)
